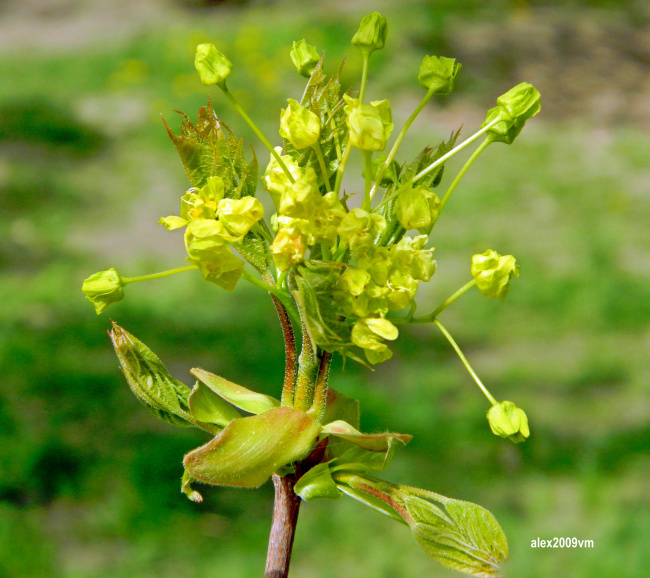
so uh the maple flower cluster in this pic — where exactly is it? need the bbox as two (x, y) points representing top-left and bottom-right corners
(82, 11), (537, 443)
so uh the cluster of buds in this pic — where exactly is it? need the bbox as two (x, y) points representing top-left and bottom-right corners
(159, 176), (264, 289)
(82, 10), (539, 449)
(268, 166), (346, 271)
(79, 13), (545, 577)
(333, 235), (436, 363)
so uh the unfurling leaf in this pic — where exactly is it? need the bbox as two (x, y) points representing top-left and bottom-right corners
(191, 367), (280, 414)
(183, 407), (322, 488)
(188, 381), (242, 427)
(334, 474), (508, 577)
(110, 323), (220, 434)
(294, 462), (341, 501)
(321, 420), (412, 452)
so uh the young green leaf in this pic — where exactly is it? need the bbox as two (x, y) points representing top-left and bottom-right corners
(188, 380), (243, 427)
(183, 406), (322, 488)
(191, 367), (280, 415)
(294, 462), (341, 501)
(163, 102), (258, 198)
(333, 474), (508, 577)
(321, 420), (412, 452)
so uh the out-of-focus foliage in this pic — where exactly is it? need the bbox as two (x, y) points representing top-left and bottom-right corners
(1, 0), (649, 576)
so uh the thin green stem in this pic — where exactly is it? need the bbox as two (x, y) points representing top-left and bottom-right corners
(122, 265), (198, 284)
(312, 141), (331, 191)
(222, 88), (295, 184)
(253, 222), (274, 245)
(361, 150), (373, 211)
(372, 120), (498, 212)
(412, 120), (495, 183)
(320, 243), (331, 262)
(334, 142), (352, 196)
(433, 319), (498, 406)
(438, 138), (490, 213)
(276, 270), (289, 290)
(396, 279), (477, 325)
(370, 88), (434, 201)
(359, 50), (370, 103)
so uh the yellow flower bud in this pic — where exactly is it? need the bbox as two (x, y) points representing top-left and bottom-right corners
(344, 95), (393, 152)
(351, 12), (388, 54)
(270, 227), (307, 272)
(290, 39), (320, 78)
(189, 246), (244, 291)
(82, 268), (125, 315)
(262, 148), (303, 209)
(337, 208), (386, 250)
(395, 184), (441, 233)
(483, 82), (541, 144)
(217, 197), (264, 239)
(487, 401), (530, 443)
(279, 99), (321, 150)
(351, 317), (398, 365)
(418, 55), (462, 95)
(194, 43), (232, 89)
(471, 250), (519, 301)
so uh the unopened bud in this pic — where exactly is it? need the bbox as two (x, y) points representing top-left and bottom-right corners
(483, 82), (541, 144)
(418, 55), (461, 95)
(279, 99), (321, 150)
(344, 96), (393, 152)
(290, 39), (320, 78)
(471, 250), (519, 301)
(194, 43), (232, 89)
(82, 268), (125, 315)
(487, 400), (530, 443)
(351, 12), (388, 54)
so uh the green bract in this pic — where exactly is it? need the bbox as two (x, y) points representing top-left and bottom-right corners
(471, 250), (520, 301)
(290, 39), (320, 77)
(351, 12), (387, 53)
(82, 268), (125, 315)
(344, 95), (393, 151)
(194, 43), (232, 88)
(279, 98), (321, 150)
(487, 401), (530, 443)
(418, 55), (462, 95)
(483, 82), (541, 144)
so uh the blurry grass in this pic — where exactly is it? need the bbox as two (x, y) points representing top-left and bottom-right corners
(1, 2), (650, 577)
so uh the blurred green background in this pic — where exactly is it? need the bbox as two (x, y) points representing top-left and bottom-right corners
(1, 0), (649, 576)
